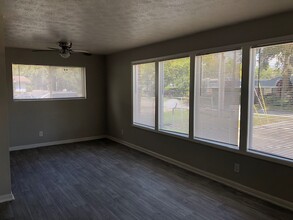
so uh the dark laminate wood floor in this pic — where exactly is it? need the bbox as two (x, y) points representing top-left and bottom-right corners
(0, 139), (292, 220)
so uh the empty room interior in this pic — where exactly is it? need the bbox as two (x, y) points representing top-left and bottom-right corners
(0, 0), (293, 219)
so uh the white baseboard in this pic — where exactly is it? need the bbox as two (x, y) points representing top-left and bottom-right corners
(10, 135), (106, 151)
(0, 193), (15, 203)
(106, 136), (293, 211)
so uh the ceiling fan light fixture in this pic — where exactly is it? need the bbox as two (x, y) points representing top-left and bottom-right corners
(59, 49), (71, 58)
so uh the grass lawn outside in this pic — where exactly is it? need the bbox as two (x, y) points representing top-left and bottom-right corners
(253, 113), (292, 127)
(162, 109), (189, 134)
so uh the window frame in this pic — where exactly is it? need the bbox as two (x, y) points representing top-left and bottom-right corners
(131, 53), (191, 133)
(12, 63), (87, 101)
(131, 35), (293, 167)
(158, 55), (191, 137)
(193, 48), (243, 149)
(247, 41), (293, 162)
(132, 61), (156, 129)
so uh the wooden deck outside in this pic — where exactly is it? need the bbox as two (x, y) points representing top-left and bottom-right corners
(252, 120), (293, 160)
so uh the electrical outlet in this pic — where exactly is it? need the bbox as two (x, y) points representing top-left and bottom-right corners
(234, 163), (240, 173)
(121, 129), (124, 136)
(39, 131), (44, 137)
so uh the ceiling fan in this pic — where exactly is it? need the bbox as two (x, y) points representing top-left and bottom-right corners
(32, 42), (92, 58)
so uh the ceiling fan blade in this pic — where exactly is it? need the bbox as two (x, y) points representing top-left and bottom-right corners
(32, 49), (56, 52)
(82, 52), (92, 56)
(47, 47), (60, 51)
(72, 49), (89, 53)
(72, 50), (92, 56)
(32, 43), (91, 57)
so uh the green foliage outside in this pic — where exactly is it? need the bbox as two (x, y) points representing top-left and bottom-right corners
(162, 57), (190, 97)
(254, 43), (293, 113)
(135, 63), (155, 97)
(137, 58), (190, 98)
(201, 51), (242, 80)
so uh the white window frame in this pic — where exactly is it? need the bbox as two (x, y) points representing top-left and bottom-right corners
(193, 49), (242, 149)
(132, 62), (156, 129)
(158, 56), (191, 137)
(247, 42), (293, 162)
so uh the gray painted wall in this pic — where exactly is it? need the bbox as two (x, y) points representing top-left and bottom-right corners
(6, 48), (106, 147)
(106, 12), (293, 202)
(0, 2), (12, 197)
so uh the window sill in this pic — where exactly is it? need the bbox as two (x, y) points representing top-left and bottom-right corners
(13, 97), (87, 102)
(158, 129), (189, 138)
(193, 137), (239, 151)
(247, 149), (293, 166)
(133, 123), (155, 131)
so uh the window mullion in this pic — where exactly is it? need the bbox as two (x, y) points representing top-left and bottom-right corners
(155, 61), (159, 131)
(189, 53), (195, 139)
(239, 46), (250, 152)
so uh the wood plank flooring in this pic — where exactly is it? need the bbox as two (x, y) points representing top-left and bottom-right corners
(0, 139), (292, 220)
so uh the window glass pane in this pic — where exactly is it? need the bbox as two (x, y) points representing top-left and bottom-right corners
(159, 57), (190, 135)
(12, 64), (86, 100)
(194, 50), (242, 146)
(249, 42), (293, 160)
(133, 63), (156, 128)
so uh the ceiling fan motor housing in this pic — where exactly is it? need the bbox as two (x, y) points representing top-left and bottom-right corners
(59, 41), (72, 48)
(59, 42), (72, 58)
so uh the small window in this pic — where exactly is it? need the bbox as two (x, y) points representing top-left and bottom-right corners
(159, 57), (190, 135)
(249, 42), (293, 160)
(194, 50), (242, 147)
(12, 64), (86, 100)
(133, 62), (156, 128)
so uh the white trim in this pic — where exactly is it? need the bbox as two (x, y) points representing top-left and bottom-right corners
(106, 136), (293, 211)
(0, 193), (15, 203)
(10, 136), (105, 151)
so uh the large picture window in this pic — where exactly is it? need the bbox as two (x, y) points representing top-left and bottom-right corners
(159, 57), (190, 135)
(133, 62), (156, 128)
(194, 50), (242, 146)
(249, 42), (293, 160)
(12, 64), (86, 100)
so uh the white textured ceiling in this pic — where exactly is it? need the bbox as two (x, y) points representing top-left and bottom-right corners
(3, 0), (293, 54)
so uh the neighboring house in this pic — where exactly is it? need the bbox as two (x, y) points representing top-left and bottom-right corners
(202, 76), (293, 97)
(199, 76), (293, 109)
(255, 76), (293, 97)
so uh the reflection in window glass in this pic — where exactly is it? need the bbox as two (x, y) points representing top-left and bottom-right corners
(194, 50), (242, 146)
(133, 63), (156, 128)
(249, 43), (293, 160)
(159, 57), (190, 135)
(12, 64), (86, 100)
